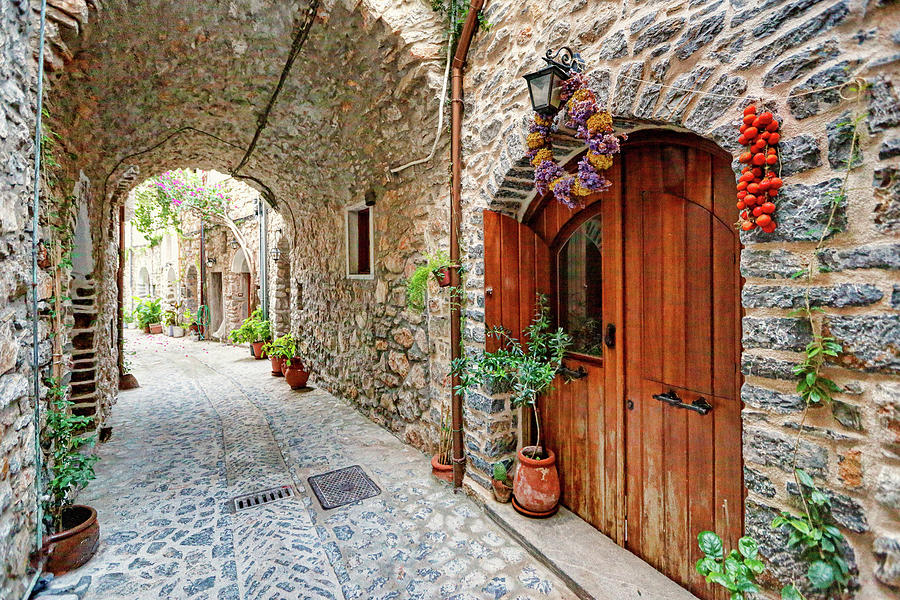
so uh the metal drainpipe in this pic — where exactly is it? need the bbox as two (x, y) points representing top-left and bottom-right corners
(449, 0), (486, 489)
(117, 204), (125, 377)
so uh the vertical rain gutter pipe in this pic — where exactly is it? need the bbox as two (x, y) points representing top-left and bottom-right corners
(24, 0), (49, 597)
(450, 0), (485, 489)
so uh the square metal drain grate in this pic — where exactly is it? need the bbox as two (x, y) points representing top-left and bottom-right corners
(232, 485), (296, 512)
(307, 465), (381, 510)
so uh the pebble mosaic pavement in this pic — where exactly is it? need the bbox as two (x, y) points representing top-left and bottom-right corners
(33, 331), (573, 600)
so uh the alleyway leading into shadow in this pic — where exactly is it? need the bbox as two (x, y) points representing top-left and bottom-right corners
(34, 332), (572, 600)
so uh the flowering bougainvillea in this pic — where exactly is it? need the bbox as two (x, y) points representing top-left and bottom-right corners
(736, 106), (781, 233)
(526, 73), (624, 208)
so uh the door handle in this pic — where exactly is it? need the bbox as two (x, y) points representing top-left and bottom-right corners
(605, 323), (616, 348)
(652, 390), (713, 415)
(557, 363), (587, 381)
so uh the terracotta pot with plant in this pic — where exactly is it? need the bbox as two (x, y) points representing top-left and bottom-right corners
(229, 309), (271, 361)
(431, 404), (453, 483)
(406, 251), (458, 311)
(492, 462), (513, 503)
(42, 379), (100, 574)
(130, 297), (161, 336)
(451, 295), (570, 518)
(266, 334), (309, 389)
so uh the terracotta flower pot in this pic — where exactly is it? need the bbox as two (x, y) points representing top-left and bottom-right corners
(512, 446), (560, 517)
(283, 358), (310, 389)
(252, 342), (265, 360)
(492, 478), (513, 503)
(148, 323), (163, 335)
(434, 267), (451, 287)
(142, 325), (150, 334)
(431, 454), (453, 484)
(270, 355), (283, 376)
(43, 505), (100, 575)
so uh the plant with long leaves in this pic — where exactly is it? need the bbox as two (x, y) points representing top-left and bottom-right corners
(451, 295), (570, 458)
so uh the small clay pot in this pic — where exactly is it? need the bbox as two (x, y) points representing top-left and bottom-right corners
(492, 478), (513, 503)
(283, 358), (310, 389)
(434, 267), (451, 287)
(270, 355), (283, 377)
(431, 454), (454, 484)
(251, 342), (265, 360)
(148, 323), (163, 335)
(142, 326), (150, 334)
(119, 373), (139, 390)
(43, 505), (100, 575)
(512, 446), (559, 518)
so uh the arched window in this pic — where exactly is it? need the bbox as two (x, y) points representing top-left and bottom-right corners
(556, 213), (603, 357)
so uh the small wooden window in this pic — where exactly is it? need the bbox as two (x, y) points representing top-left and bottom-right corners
(557, 214), (603, 357)
(346, 204), (374, 279)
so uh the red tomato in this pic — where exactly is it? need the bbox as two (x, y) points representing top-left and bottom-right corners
(766, 155), (778, 165)
(740, 124), (748, 133)
(768, 188), (779, 197)
(752, 167), (763, 177)
(761, 223), (776, 233)
(752, 153), (766, 165)
(737, 135), (748, 145)
(744, 127), (758, 139)
(758, 180), (770, 191)
(770, 177), (783, 189)
(743, 114), (756, 125)
(737, 190), (748, 199)
(743, 105), (757, 116)
(758, 112), (774, 125)
(739, 152), (752, 163)
(762, 202), (776, 214)
(766, 120), (779, 132)
(768, 132), (781, 145)
(753, 206), (763, 217)
(742, 220), (756, 231)
(747, 183), (760, 194)
(744, 194), (757, 205)
(737, 181), (748, 191)
(756, 214), (772, 227)
(736, 201), (746, 209)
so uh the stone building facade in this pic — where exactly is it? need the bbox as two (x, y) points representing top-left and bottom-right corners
(2, 0), (899, 598)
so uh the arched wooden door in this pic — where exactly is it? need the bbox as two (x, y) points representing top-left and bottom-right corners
(484, 131), (742, 600)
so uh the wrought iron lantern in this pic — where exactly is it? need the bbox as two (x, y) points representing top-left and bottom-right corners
(270, 229), (283, 263)
(522, 47), (581, 115)
(229, 238), (240, 250)
(205, 256), (217, 268)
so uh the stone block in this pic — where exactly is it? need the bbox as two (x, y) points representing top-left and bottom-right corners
(612, 63), (644, 116)
(827, 315), (899, 375)
(880, 138), (900, 160)
(827, 111), (863, 169)
(874, 535), (900, 588)
(740, 249), (804, 279)
(744, 466), (776, 497)
(633, 17), (686, 54)
(788, 59), (859, 120)
(742, 316), (812, 351)
(741, 283), (882, 309)
(874, 382), (900, 457)
(832, 400), (863, 431)
(778, 134), (821, 177)
(786, 481), (868, 532)
(465, 390), (505, 415)
(874, 166), (900, 234)
(684, 74), (746, 132)
(875, 465), (900, 512)
(742, 354), (798, 380)
(868, 75), (900, 133)
(741, 178), (845, 243)
(818, 243), (900, 271)
(762, 39), (840, 88)
(742, 383), (805, 414)
(655, 65), (714, 123)
(744, 2), (849, 68)
(633, 59), (670, 119)
(673, 12), (725, 60)
(743, 425), (828, 476)
(598, 30), (628, 59)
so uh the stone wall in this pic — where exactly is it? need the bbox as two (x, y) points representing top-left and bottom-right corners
(459, 0), (899, 597)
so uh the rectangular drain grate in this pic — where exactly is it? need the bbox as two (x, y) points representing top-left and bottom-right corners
(232, 485), (296, 512)
(308, 465), (381, 510)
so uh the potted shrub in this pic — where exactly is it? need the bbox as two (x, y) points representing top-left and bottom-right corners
(228, 309), (271, 358)
(451, 295), (570, 517)
(42, 377), (100, 575)
(162, 309), (177, 336)
(252, 317), (271, 359)
(131, 297), (161, 334)
(492, 462), (513, 503)
(265, 334), (309, 389)
(431, 404), (453, 483)
(262, 335), (285, 376)
(406, 251), (457, 311)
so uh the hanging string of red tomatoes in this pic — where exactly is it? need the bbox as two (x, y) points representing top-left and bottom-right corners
(736, 105), (782, 233)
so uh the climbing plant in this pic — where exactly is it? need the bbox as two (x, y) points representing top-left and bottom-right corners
(697, 93), (867, 600)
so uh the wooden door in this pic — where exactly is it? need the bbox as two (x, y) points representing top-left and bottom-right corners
(622, 140), (742, 599)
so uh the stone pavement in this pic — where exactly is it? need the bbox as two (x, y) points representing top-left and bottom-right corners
(33, 332), (573, 600)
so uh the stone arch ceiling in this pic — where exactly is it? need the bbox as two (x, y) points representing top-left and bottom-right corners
(45, 0), (446, 216)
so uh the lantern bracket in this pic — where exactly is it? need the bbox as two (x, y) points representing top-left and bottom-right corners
(543, 47), (584, 74)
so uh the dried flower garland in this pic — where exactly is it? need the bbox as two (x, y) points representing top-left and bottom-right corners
(736, 105), (781, 233)
(526, 73), (624, 208)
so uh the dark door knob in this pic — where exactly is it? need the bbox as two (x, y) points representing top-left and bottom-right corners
(605, 323), (616, 348)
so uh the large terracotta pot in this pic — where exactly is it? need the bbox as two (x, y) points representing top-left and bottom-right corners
(43, 505), (100, 575)
(251, 342), (265, 360)
(512, 446), (560, 517)
(270, 355), (283, 376)
(148, 323), (163, 335)
(431, 454), (453, 484)
(283, 358), (310, 389)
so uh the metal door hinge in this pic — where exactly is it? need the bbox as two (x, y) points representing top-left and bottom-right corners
(624, 518), (628, 543)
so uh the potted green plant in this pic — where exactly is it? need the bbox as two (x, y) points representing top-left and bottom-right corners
(451, 295), (570, 517)
(431, 403), (453, 484)
(162, 309), (177, 336)
(252, 317), (271, 359)
(41, 377), (100, 575)
(131, 297), (162, 334)
(264, 334), (309, 389)
(406, 250), (457, 311)
(492, 462), (513, 503)
(228, 309), (271, 358)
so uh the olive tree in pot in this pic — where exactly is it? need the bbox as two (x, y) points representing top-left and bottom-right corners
(451, 295), (570, 517)
(42, 377), (100, 574)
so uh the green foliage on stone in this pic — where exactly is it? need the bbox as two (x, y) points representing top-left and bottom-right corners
(771, 469), (850, 595)
(695, 531), (765, 599)
(43, 377), (99, 532)
(263, 334), (300, 366)
(450, 295), (570, 457)
(429, 0), (491, 41)
(406, 251), (455, 312)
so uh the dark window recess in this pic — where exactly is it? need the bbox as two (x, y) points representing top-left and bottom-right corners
(357, 207), (370, 275)
(557, 214), (603, 357)
(347, 206), (372, 276)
